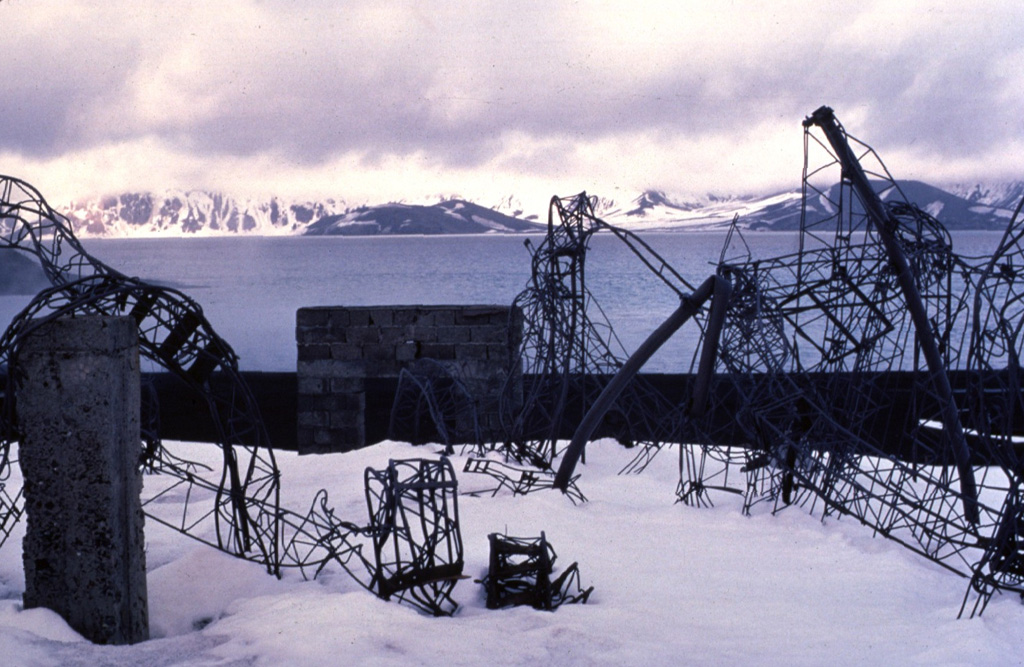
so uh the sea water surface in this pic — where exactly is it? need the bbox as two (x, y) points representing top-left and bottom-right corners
(0, 231), (1009, 372)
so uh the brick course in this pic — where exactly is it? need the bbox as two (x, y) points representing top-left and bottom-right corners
(296, 305), (522, 454)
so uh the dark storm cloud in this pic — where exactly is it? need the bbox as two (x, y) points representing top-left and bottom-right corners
(1, 18), (141, 157)
(804, 12), (1024, 159)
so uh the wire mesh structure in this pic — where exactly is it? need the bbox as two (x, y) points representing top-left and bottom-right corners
(465, 193), (705, 497)
(0, 175), (463, 615)
(479, 531), (592, 610)
(672, 107), (1024, 616)
(365, 458), (464, 616)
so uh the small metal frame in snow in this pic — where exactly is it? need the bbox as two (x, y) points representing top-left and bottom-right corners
(480, 531), (592, 611)
(365, 457), (464, 616)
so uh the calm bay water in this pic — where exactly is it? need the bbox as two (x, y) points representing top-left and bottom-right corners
(1, 231), (1009, 372)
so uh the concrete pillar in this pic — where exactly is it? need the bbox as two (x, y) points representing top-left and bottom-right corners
(15, 316), (148, 645)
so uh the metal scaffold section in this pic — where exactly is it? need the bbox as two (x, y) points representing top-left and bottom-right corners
(462, 107), (1024, 617)
(658, 107), (1024, 616)
(463, 190), (721, 499)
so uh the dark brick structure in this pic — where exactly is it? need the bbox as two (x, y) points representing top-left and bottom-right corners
(296, 305), (522, 454)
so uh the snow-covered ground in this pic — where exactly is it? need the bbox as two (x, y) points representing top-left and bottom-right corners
(2, 438), (1023, 665)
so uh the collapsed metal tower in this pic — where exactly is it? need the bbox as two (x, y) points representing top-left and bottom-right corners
(0, 176), (462, 615)
(465, 192), (713, 496)
(696, 107), (1024, 616)
(545, 107), (1024, 616)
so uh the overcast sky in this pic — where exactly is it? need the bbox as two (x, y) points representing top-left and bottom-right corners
(1, 0), (1021, 209)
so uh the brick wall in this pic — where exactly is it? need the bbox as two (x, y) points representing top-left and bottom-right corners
(296, 305), (522, 454)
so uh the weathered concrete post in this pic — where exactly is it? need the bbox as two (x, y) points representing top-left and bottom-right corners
(15, 316), (149, 645)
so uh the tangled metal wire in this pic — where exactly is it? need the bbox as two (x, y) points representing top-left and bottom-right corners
(502, 107), (1024, 617)
(365, 458), (463, 613)
(0, 175), (462, 616)
(465, 192), (704, 497)
(672, 107), (1024, 616)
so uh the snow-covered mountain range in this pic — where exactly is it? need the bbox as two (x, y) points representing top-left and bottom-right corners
(61, 180), (1024, 238)
(591, 181), (1023, 232)
(304, 200), (540, 236)
(65, 191), (539, 237)
(948, 181), (1024, 211)
(65, 191), (349, 237)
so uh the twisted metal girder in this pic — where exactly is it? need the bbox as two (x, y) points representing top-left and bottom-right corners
(0, 173), (283, 568)
(0, 277), (281, 565)
(499, 194), (625, 466)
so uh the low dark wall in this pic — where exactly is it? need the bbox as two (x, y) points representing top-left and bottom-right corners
(6, 368), (1017, 463)
(136, 369), (1016, 462)
(142, 372), (298, 449)
(295, 305), (522, 454)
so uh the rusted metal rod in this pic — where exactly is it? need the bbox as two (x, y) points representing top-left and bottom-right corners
(554, 274), (729, 491)
(803, 105), (979, 524)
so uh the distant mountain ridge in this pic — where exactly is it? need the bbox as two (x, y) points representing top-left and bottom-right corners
(67, 191), (349, 237)
(597, 180), (1024, 232)
(947, 182), (1024, 211)
(0, 250), (50, 295)
(62, 180), (1024, 238)
(304, 200), (541, 235)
